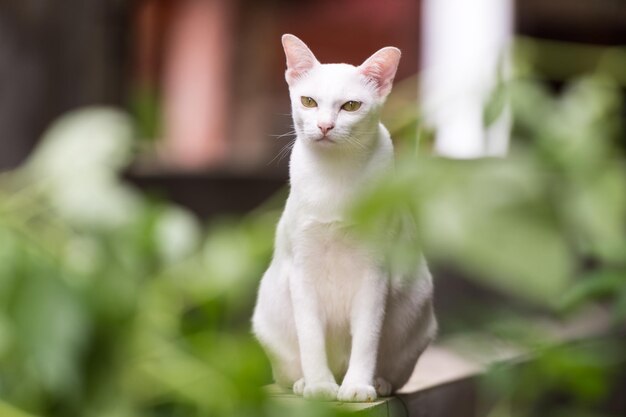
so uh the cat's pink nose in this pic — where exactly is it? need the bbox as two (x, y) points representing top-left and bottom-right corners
(317, 122), (335, 136)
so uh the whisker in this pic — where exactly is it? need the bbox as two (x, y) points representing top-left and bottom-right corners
(269, 128), (297, 140)
(344, 135), (368, 152)
(269, 131), (297, 138)
(267, 138), (296, 166)
(278, 140), (296, 163)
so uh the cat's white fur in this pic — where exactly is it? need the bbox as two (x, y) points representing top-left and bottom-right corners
(252, 34), (436, 402)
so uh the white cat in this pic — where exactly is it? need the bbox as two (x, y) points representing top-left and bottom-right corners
(252, 34), (437, 402)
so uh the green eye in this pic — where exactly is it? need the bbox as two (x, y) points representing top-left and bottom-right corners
(341, 101), (362, 112)
(301, 96), (317, 108)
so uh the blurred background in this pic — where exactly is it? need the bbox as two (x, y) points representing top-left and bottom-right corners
(0, 1), (625, 416)
(2, 0), (625, 216)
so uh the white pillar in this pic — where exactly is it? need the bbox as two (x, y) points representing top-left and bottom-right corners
(421, 0), (513, 158)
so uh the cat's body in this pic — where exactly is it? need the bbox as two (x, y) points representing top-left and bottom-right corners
(252, 35), (436, 402)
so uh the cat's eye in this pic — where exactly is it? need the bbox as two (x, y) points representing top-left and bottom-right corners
(341, 101), (362, 112)
(301, 96), (318, 108)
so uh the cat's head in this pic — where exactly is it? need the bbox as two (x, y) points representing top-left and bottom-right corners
(282, 34), (400, 149)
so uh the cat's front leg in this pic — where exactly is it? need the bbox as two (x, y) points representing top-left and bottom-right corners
(289, 269), (339, 401)
(338, 269), (388, 402)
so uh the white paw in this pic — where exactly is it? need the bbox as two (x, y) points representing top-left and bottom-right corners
(374, 377), (393, 397)
(292, 378), (305, 396)
(303, 381), (339, 401)
(337, 384), (377, 402)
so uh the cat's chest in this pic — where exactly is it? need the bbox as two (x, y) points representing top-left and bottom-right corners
(292, 220), (373, 301)
(294, 176), (359, 220)
(295, 221), (366, 312)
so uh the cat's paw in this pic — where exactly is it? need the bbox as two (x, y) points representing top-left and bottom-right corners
(374, 377), (393, 397)
(292, 378), (305, 396)
(337, 384), (377, 402)
(303, 381), (339, 401)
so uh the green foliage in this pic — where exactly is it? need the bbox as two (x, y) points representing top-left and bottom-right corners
(0, 109), (342, 417)
(355, 74), (626, 314)
(129, 85), (163, 142)
(482, 339), (624, 417)
(359, 62), (626, 415)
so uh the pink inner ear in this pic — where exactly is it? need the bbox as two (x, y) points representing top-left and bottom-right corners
(285, 51), (316, 80)
(283, 35), (318, 84)
(359, 48), (401, 97)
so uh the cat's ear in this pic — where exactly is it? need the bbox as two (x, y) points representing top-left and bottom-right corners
(282, 34), (319, 85)
(358, 47), (401, 97)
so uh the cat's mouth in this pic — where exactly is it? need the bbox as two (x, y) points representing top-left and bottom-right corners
(313, 135), (336, 144)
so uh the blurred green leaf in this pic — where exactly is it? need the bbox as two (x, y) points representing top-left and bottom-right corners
(559, 270), (626, 312)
